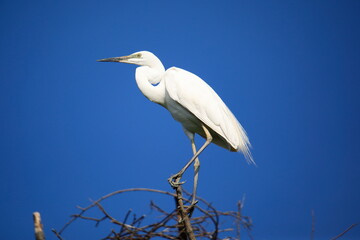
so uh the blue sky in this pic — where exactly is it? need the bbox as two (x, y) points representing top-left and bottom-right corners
(1, 1), (359, 239)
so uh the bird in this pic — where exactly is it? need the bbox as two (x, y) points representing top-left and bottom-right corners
(97, 51), (254, 203)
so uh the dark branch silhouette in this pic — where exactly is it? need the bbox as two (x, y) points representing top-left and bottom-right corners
(330, 223), (358, 240)
(47, 187), (359, 239)
(51, 187), (253, 240)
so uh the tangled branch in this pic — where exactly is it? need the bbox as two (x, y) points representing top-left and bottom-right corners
(52, 188), (253, 239)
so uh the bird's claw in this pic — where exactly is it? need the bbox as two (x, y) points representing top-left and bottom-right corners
(168, 174), (185, 188)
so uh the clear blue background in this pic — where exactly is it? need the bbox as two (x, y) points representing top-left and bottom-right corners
(1, 1), (359, 239)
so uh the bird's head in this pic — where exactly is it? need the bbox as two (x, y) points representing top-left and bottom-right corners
(97, 51), (161, 68)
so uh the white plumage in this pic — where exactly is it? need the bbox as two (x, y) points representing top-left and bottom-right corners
(98, 51), (254, 202)
(164, 67), (252, 161)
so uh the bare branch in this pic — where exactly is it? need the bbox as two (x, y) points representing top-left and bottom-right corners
(33, 212), (45, 240)
(52, 187), (253, 240)
(330, 223), (358, 240)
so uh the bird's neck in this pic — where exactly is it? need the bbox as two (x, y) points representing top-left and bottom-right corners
(135, 66), (166, 106)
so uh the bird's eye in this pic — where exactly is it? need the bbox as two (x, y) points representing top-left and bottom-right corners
(136, 53), (142, 58)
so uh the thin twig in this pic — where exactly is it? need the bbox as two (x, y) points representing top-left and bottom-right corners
(330, 223), (358, 240)
(310, 209), (315, 240)
(51, 229), (64, 240)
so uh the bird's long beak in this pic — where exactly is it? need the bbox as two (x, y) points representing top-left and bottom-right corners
(97, 55), (131, 63)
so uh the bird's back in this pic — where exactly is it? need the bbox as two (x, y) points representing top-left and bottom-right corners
(163, 67), (253, 163)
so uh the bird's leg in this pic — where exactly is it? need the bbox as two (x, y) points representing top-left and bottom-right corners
(191, 139), (200, 205)
(185, 139), (200, 217)
(168, 125), (213, 189)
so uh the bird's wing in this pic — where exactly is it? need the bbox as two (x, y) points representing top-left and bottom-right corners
(164, 67), (253, 163)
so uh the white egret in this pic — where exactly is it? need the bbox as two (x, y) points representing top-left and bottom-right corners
(98, 51), (254, 203)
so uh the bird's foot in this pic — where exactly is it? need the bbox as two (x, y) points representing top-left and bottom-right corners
(168, 173), (185, 188)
